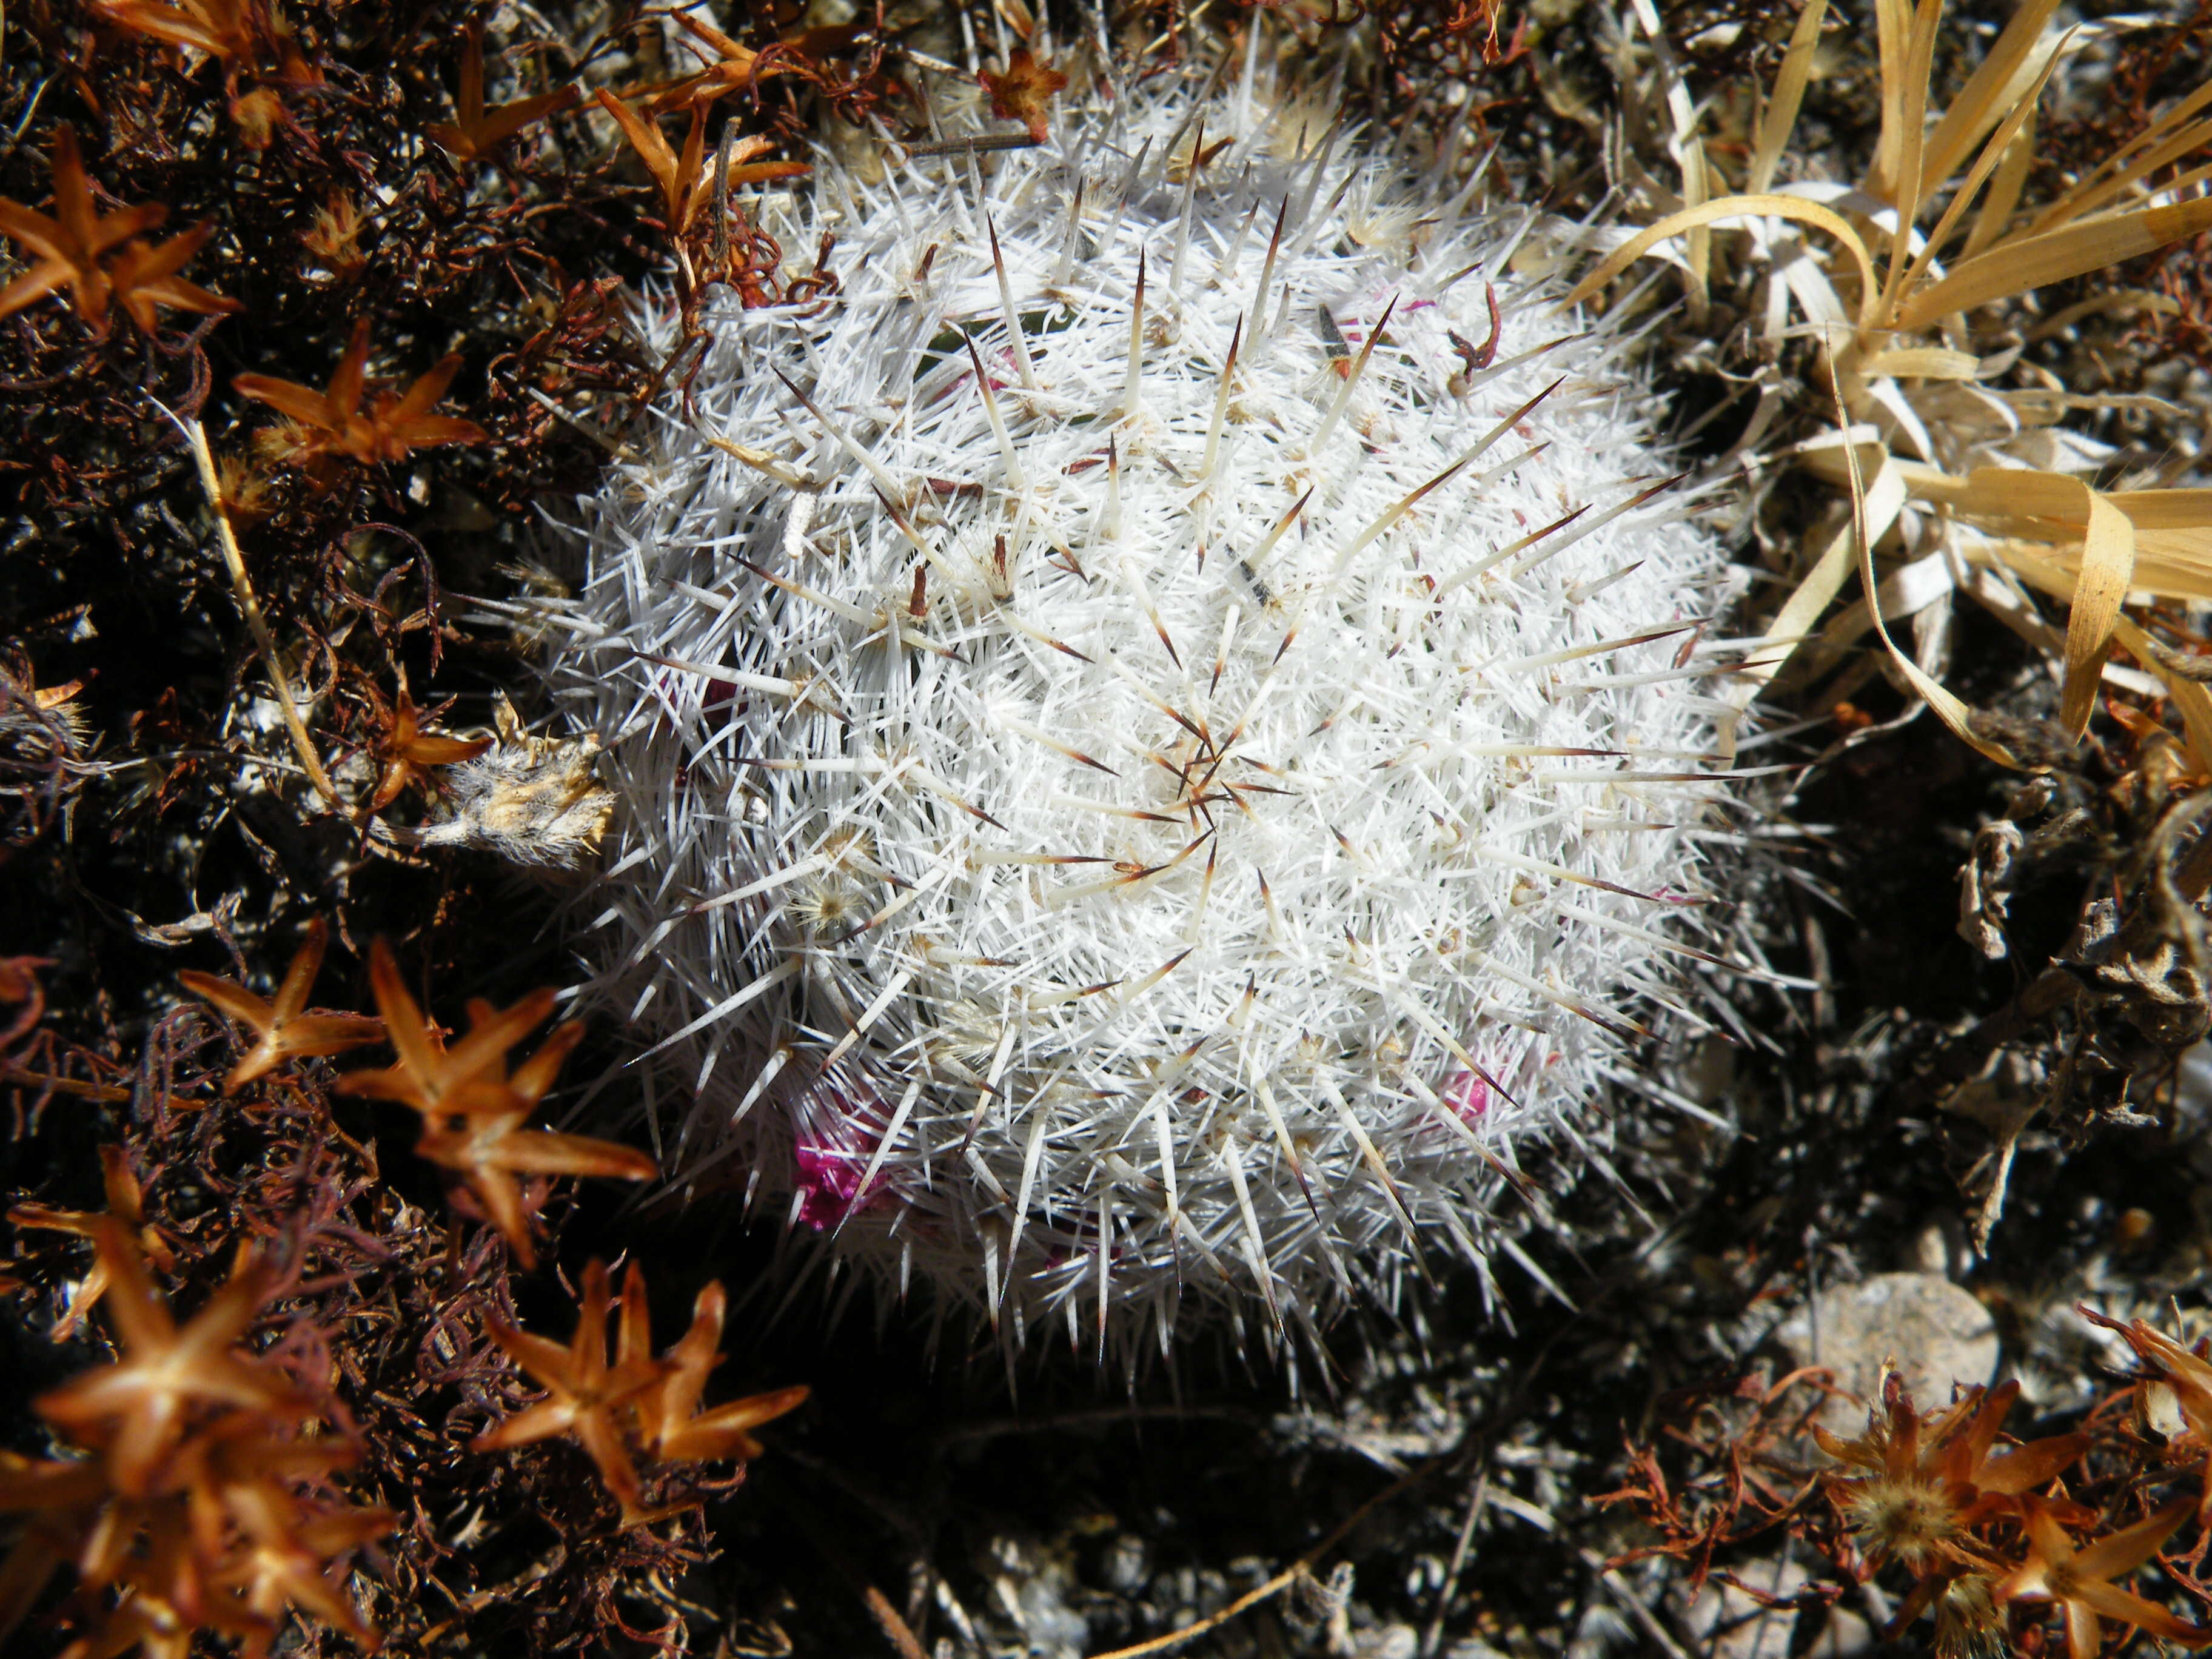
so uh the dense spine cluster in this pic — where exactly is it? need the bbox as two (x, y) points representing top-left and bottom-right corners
(554, 59), (1742, 1365)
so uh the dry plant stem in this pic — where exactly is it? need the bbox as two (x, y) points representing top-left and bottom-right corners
(1580, 1547), (1696, 1659)
(779, 1487), (928, 1659)
(1090, 1463), (1432, 1659)
(1419, 1467), (1490, 1659)
(900, 132), (1042, 158)
(0, 1064), (130, 1102)
(181, 418), (344, 811)
(712, 125), (732, 276)
(860, 1586), (929, 1659)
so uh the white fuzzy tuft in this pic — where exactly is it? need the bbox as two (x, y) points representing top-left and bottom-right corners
(553, 64), (1741, 1367)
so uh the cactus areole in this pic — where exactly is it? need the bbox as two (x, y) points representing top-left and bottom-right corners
(558, 63), (1738, 1367)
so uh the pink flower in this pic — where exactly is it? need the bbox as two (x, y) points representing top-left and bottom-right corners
(1442, 1069), (1490, 1124)
(789, 1078), (897, 1228)
(791, 1141), (881, 1228)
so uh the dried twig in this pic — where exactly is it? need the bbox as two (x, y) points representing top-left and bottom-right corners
(168, 411), (345, 811)
(900, 130), (1043, 158)
(1090, 1460), (1432, 1659)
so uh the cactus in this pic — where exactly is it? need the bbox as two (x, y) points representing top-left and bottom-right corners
(553, 57), (1739, 1368)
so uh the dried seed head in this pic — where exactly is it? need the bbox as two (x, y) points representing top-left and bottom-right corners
(420, 692), (617, 869)
(1837, 1470), (1968, 1572)
(1931, 1575), (2005, 1659)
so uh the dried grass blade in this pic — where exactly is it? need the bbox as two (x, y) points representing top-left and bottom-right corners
(1894, 197), (2212, 332)
(1986, 535), (2212, 606)
(1623, 0), (1700, 143)
(1860, 347), (1979, 378)
(175, 417), (344, 810)
(2046, 110), (2212, 230)
(2028, 83), (2212, 234)
(1780, 549), (1956, 688)
(1868, 0), (1914, 199)
(2026, 289), (2179, 340)
(1999, 546), (2212, 769)
(1829, 363), (2031, 769)
(2057, 490), (2134, 738)
(1682, 135), (1712, 321)
(2113, 491), (2212, 532)
(1880, 0), (1944, 298)
(1963, 109), (2037, 259)
(1892, 42), (2065, 305)
(1920, 0), (2060, 187)
(1561, 196), (1878, 325)
(1749, 0), (1829, 195)
(1718, 438), (1906, 754)
(2125, 539), (2212, 600)
(1953, 466), (2100, 525)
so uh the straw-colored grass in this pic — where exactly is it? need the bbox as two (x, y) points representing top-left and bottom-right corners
(1570, 0), (2212, 767)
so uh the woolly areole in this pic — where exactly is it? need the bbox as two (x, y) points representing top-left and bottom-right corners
(557, 64), (1737, 1363)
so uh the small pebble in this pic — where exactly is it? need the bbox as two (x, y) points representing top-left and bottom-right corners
(1775, 1272), (1999, 1427)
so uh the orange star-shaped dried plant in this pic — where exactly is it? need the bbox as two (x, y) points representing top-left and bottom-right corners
(643, 15), (860, 113)
(333, 941), (551, 1119)
(2, 1432), (385, 1659)
(593, 91), (808, 234)
(32, 1219), (304, 1496)
(0, 1451), (109, 1644)
(8, 1144), (176, 1338)
(204, 1472), (394, 1655)
(233, 319), (488, 472)
(47, 1510), (205, 1658)
(176, 918), (385, 1093)
(427, 22), (579, 162)
(475, 1259), (665, 1513)
(1815, 1374), (2088, 1572)
(618, 1264), (807, 1468)
(1995, 1493), (2212, 1659)
(360, 680), (491, 814)
(0, 124), (240, 338)
(104, 221), (238, 334)
(335, 940), (655, 1266)
(96, 0), (323, 146)
(1, 1216), (389, 1657)
(979, 46), (1068, 144)
(2087, 1309), (2212, 1514)
(95, 0), (259, 62)
(478, 1259), (805, 1524)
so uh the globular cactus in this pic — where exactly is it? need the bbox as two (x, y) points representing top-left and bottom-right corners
(554, 55), (1740, 1368)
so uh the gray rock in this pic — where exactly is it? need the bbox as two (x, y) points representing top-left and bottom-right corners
(1775, 1272), (2000, 1429)
(1352, 1626), (1419, 1659)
